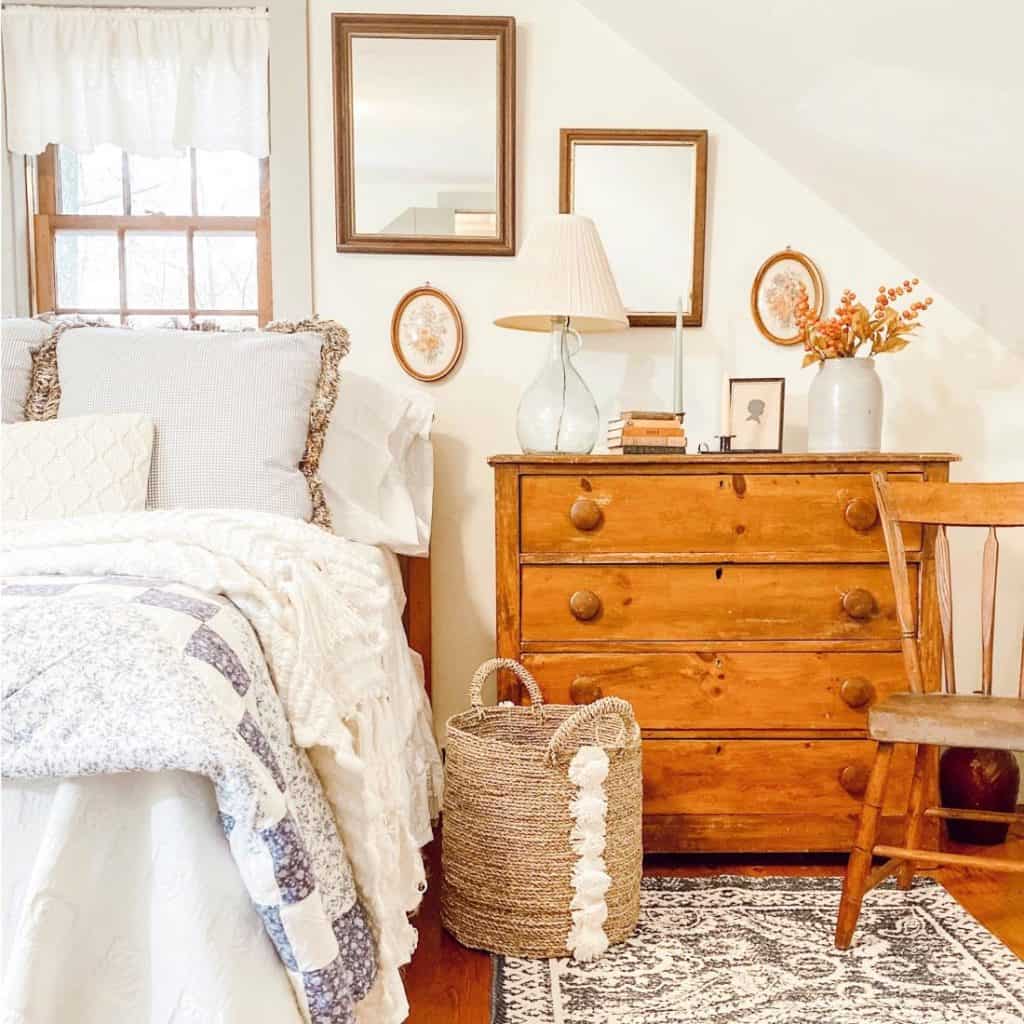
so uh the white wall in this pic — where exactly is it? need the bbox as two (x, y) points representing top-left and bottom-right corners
(580, 0), (1024, 356)
(306, 0), (1024, 739)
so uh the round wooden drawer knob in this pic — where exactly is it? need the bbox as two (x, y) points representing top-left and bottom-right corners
(569, 589), (602, 621)
(842, 588), (877, 621)
(569, 497), (602, 532)
(570, 675), (603, 704)
(844, 498), (879, 532)
(840, 676), (875, 709)
(839, 763), (870, 797)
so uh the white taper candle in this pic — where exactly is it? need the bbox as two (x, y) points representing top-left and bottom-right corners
(673, 296), (684, 415)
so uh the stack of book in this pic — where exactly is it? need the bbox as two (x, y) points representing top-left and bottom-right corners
(607, 411), (686, 454)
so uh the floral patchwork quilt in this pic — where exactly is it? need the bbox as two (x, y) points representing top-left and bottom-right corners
(2, 573), (376, 1024)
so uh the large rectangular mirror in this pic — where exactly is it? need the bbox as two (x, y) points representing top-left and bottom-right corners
(333, 14), (516, 256)
(560, 129), (708, 326)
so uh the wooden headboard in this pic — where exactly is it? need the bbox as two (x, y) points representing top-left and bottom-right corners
(398, 554), (431, 698)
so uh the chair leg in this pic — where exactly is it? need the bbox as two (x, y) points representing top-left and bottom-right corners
(835, 742), (895, 950)
(898, 743), (931, 889)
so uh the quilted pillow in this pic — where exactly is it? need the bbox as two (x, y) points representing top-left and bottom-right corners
(2, 413), (154, 521)
(25, 319), (348, 527)
(2, 318), (51, 422)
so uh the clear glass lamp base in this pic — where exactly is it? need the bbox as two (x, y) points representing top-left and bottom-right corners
(516, 322), (600, 454)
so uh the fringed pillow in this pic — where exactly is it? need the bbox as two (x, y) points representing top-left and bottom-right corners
(2, 317), (53, 422)
(25, 317), (349, 529)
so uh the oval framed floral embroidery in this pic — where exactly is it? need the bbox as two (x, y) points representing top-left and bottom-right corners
(750, 248), (824, 346)
(390, 285), (465, 382)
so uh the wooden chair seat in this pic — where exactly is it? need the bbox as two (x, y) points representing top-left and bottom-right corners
(835, 475), (1024, 950)
(870, 692), (1024, 750)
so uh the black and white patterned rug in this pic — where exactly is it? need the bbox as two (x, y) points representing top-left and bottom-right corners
(492, 875), (1024, 1024)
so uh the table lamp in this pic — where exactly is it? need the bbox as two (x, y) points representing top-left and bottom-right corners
(494, 214), (628, 453)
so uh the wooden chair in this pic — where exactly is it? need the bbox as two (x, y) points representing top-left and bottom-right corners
(834, 474), (1024, 949)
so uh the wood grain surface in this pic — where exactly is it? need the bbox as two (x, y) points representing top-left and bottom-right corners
(521, 563), (915, 642)
(522, 651), (910, 733)
(521, 473), (922, 556)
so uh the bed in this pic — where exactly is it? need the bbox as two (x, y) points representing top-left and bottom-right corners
(1, 319), (442, 1024)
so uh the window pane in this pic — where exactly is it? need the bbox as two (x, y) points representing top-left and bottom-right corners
(193, 232), (257, 310)
(54, 312), (121, 326)
(125, 232), (189, 308)
(195, 150), (260, 215)
(126, 315), (185, 330)
(58, 145), (124, 215)
(195, 315), (258, 332)
(54, 231), (120, 308)
(129, 153), (191, 215)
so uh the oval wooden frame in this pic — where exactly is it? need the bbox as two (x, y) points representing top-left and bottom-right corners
(390, 285), (465, 382)
(750, 248), (824, 346)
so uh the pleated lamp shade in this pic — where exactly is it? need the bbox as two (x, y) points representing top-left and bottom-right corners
(494, 214), (628, 333)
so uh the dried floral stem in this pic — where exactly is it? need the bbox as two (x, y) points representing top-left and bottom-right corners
(796, 277), (933, 367)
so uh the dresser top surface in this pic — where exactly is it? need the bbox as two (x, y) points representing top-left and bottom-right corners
(489, 452), (960, 466)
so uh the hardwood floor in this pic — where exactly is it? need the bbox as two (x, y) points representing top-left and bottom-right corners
(404, 821), (1023, 1023)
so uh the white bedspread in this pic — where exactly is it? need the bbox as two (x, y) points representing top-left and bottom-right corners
(3, 772), (306, 1024)
(1, 510), (442, 1024)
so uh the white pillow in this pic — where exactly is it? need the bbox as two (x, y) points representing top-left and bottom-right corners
(2, 413), (154, 521)
(2, 318), (51, 423)
(54, 327), (325, 521)
(319, 373), (434, 555)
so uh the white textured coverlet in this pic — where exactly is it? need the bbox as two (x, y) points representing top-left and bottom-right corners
(3, 772), (309, 1024)
(1, 511), (443, 1024)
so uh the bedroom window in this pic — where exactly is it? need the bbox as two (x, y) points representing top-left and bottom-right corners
(34, 145), (271, 327)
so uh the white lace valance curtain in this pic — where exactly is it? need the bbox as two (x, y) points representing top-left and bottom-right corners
(2, 6), (270, 157)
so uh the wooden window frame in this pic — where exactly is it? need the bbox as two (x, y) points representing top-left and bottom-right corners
(33, 145), (272, 324)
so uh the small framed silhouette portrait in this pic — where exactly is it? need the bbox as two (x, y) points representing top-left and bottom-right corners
(728, 377), (785, 452)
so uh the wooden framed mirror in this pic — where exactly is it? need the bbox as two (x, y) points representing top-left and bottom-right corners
(332, 13), (516, 256)
(559, 128), (708, 326)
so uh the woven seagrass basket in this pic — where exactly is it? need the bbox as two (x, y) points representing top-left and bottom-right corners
(440, 658), (643, 958)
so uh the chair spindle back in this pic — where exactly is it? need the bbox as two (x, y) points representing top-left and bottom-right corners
(871, 474), (1024, 700)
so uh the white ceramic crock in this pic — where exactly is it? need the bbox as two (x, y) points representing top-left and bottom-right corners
(807, 357), (883, 453)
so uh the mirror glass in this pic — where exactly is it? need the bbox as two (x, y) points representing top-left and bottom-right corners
(351, 36), (498, 238)
(561, 130), (707, 325)
(572, 143), (695, 313)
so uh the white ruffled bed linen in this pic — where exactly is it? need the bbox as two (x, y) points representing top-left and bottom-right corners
(321, 372), (434, 557)
(0, 511), (442, 1024)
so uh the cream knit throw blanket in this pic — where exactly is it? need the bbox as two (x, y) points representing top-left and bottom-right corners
(1, 509), (441, 1024)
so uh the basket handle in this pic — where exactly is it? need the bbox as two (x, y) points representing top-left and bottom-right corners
(545, 696), (637, 763)
(469, 658), (544, 709)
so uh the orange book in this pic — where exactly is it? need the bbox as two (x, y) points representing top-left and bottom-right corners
(608, 415), (684, 432)
(608, 433), (686, 448)
(608, 425), (686, 438)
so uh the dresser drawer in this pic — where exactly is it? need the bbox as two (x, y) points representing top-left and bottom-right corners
(642, 738), (915, 817)
(521, 472), (922, 557)
(522, 652), (909, 732)
(521, 564), (915, 642)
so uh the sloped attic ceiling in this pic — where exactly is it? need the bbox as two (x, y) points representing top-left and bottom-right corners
(580, 0), (1024, 351)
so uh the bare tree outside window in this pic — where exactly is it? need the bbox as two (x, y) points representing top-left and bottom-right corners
(35, 145), (270, 327)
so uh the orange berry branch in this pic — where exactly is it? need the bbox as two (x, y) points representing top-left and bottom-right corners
(796, 277), (933, 367)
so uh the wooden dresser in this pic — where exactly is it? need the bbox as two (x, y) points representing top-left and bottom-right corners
(490, 453), (958, 853)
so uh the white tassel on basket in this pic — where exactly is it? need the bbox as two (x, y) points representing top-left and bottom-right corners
(565, 745), (612, 962)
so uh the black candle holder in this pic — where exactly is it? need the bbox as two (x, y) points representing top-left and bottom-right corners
(697, 435), (736, 454)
